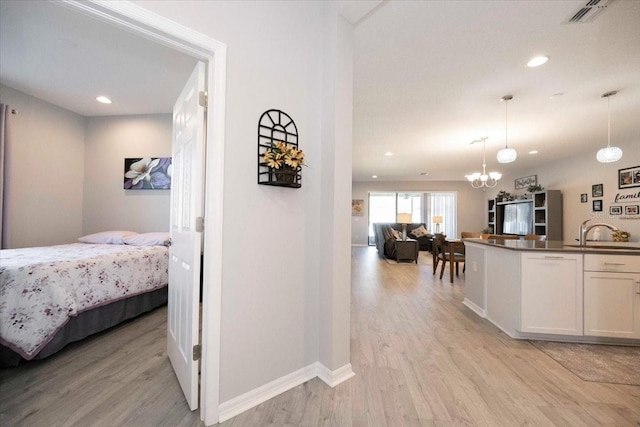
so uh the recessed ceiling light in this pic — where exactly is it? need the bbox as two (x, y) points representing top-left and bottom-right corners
(96, 96), (112, 104)
(550, 93), (564, 99)
(529, 150), (539, 154)
(420, 172), (428, 176)
(384, 152), (393, 156)
(527, 56), (549, 67)
(372, 175), (378, 178)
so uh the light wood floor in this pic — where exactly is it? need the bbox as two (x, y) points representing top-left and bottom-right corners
(2, 246), (639, 426)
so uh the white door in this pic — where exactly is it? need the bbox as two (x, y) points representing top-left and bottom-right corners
(168, 61), (206, 410)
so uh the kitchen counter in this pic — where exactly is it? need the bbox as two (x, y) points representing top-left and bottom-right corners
(464, 238), (640, 256)
(463, 239), (640, 345)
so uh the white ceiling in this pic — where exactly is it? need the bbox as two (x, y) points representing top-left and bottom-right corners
(1, 1), (638, 182)
(0, 1), (197, 117)
(352, 0), (640, 181)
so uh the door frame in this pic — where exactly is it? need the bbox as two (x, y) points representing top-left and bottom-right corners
(62, 1), (225, 424)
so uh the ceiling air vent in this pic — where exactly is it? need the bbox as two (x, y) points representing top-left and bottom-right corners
(567, 0), (613, 23)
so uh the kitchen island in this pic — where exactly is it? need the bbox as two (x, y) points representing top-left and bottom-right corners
(463, 238), (640, 344)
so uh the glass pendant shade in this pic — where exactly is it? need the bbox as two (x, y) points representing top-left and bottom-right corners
(596, 146), (623, 163)
(497, 95), (517, 163)
(497, 147), (517, 163)
(597, 91), (623, 163)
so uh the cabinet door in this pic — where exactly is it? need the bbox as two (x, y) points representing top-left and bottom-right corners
(520, 253), (583, 335)
(584, 272), (640, 339)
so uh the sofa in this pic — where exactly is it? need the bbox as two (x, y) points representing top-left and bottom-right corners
(372, 223), (433, 259)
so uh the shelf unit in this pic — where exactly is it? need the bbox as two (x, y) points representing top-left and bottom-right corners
(488, 190), (562, 239)
(487, 199), (496, 234)
(532, 190), (563, 240)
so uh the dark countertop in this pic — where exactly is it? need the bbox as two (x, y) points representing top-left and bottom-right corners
(463, 238), (640, 256)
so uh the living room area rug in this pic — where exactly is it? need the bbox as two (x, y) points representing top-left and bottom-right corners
(529, 340), (640, 386)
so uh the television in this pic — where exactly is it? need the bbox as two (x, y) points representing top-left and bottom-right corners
(503, 202), (533, 235)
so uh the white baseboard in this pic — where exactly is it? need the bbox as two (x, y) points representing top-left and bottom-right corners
(315, 362), (355, 387)
(351, 243), (368, 247)
(463, 298), (486, 318)
(218, 362), (355, 423)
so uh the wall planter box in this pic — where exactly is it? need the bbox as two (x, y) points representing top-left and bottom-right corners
(257, 109), (302, 188)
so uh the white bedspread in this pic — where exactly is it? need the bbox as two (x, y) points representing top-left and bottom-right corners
(0, 243), (168, 359)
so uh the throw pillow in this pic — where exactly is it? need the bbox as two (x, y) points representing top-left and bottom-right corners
(410, 225), (430, 238)
(123, 232), (171, 246)
(78, 230), (138, 244)
(391, 228), (403, 240)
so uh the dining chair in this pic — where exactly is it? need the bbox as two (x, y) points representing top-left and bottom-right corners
(524, 234), (546, 241)
(433, 234), (465, 281)
(432, 233), (446, 274)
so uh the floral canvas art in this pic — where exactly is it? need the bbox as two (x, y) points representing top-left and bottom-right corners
(124, 157), (172, 189)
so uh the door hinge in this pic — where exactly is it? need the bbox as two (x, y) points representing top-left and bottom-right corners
(199, 91), (208, 108)
(193, 344), (202, 361)
(196, 217), (204, 232)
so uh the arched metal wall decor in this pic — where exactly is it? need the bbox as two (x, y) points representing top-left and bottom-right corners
(257, 109), (301, 188)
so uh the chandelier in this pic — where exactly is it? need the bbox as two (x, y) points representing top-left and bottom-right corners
(497, 95), (517, 163)
(596, 91), (623, 163)
(466, 137), (502, 188)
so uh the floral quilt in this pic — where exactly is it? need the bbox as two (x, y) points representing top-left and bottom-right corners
(0, 243), (168, 359)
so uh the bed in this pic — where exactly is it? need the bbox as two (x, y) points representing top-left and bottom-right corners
(0, 233), (169, 367)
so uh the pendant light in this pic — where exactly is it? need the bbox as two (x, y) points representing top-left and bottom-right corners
(497, 95), (517, 163)
(466, 137), (502, 188)
(596, 91), (623, 163)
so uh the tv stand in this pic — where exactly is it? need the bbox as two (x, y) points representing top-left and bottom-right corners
(488, 190), (562, 239)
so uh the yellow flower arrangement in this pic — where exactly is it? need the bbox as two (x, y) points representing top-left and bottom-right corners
(262, 141), (306, 170)
(612, 230), (630, 242)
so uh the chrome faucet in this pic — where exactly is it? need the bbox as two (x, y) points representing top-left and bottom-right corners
(578, 219), (619, 246)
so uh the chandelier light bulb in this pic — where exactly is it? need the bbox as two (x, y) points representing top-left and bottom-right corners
(466, 137), (501, 188)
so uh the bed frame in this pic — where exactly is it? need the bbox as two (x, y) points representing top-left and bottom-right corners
(0, 286), (167, 367)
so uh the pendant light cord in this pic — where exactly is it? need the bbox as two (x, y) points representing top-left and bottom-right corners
(505, 98), (508, 149)
(607, 95), (611, 148)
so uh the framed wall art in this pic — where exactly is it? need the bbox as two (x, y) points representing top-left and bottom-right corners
(592, 199), (602, 212)
(625, 205), (639, 215)
(352, 199), (364, 216)
(609, 205), (622, 215)
(618, 165), (640, 189)
(580, 193), (588, 203)
(515, 175), (537, 190)
(592, 183), (603, 198)
(124, 157), (172, 189)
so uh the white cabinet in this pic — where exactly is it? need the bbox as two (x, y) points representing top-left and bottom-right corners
(520, 253), (583, 335)
(584, 255), (640, 339)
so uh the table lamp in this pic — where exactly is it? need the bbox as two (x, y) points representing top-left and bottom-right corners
(397, 213), (413, 240)
(433, 216), (443, 234)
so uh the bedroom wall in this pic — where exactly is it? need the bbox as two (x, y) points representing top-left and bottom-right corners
(138, 0), (353, 409)
(351, 180), (487, 245)
(83, 114), (172, 234)
(0, 84), (85, 249)
(488, 139), (640, 242)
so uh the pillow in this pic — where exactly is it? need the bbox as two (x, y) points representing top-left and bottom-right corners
(123, 232), (171, 246)
(410, 225), (430, 238)
(391, 228), (403, 240)
(78, 230), (138, 244)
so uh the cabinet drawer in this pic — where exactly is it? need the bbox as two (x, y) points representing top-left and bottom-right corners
(584, 254), (640, 273)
